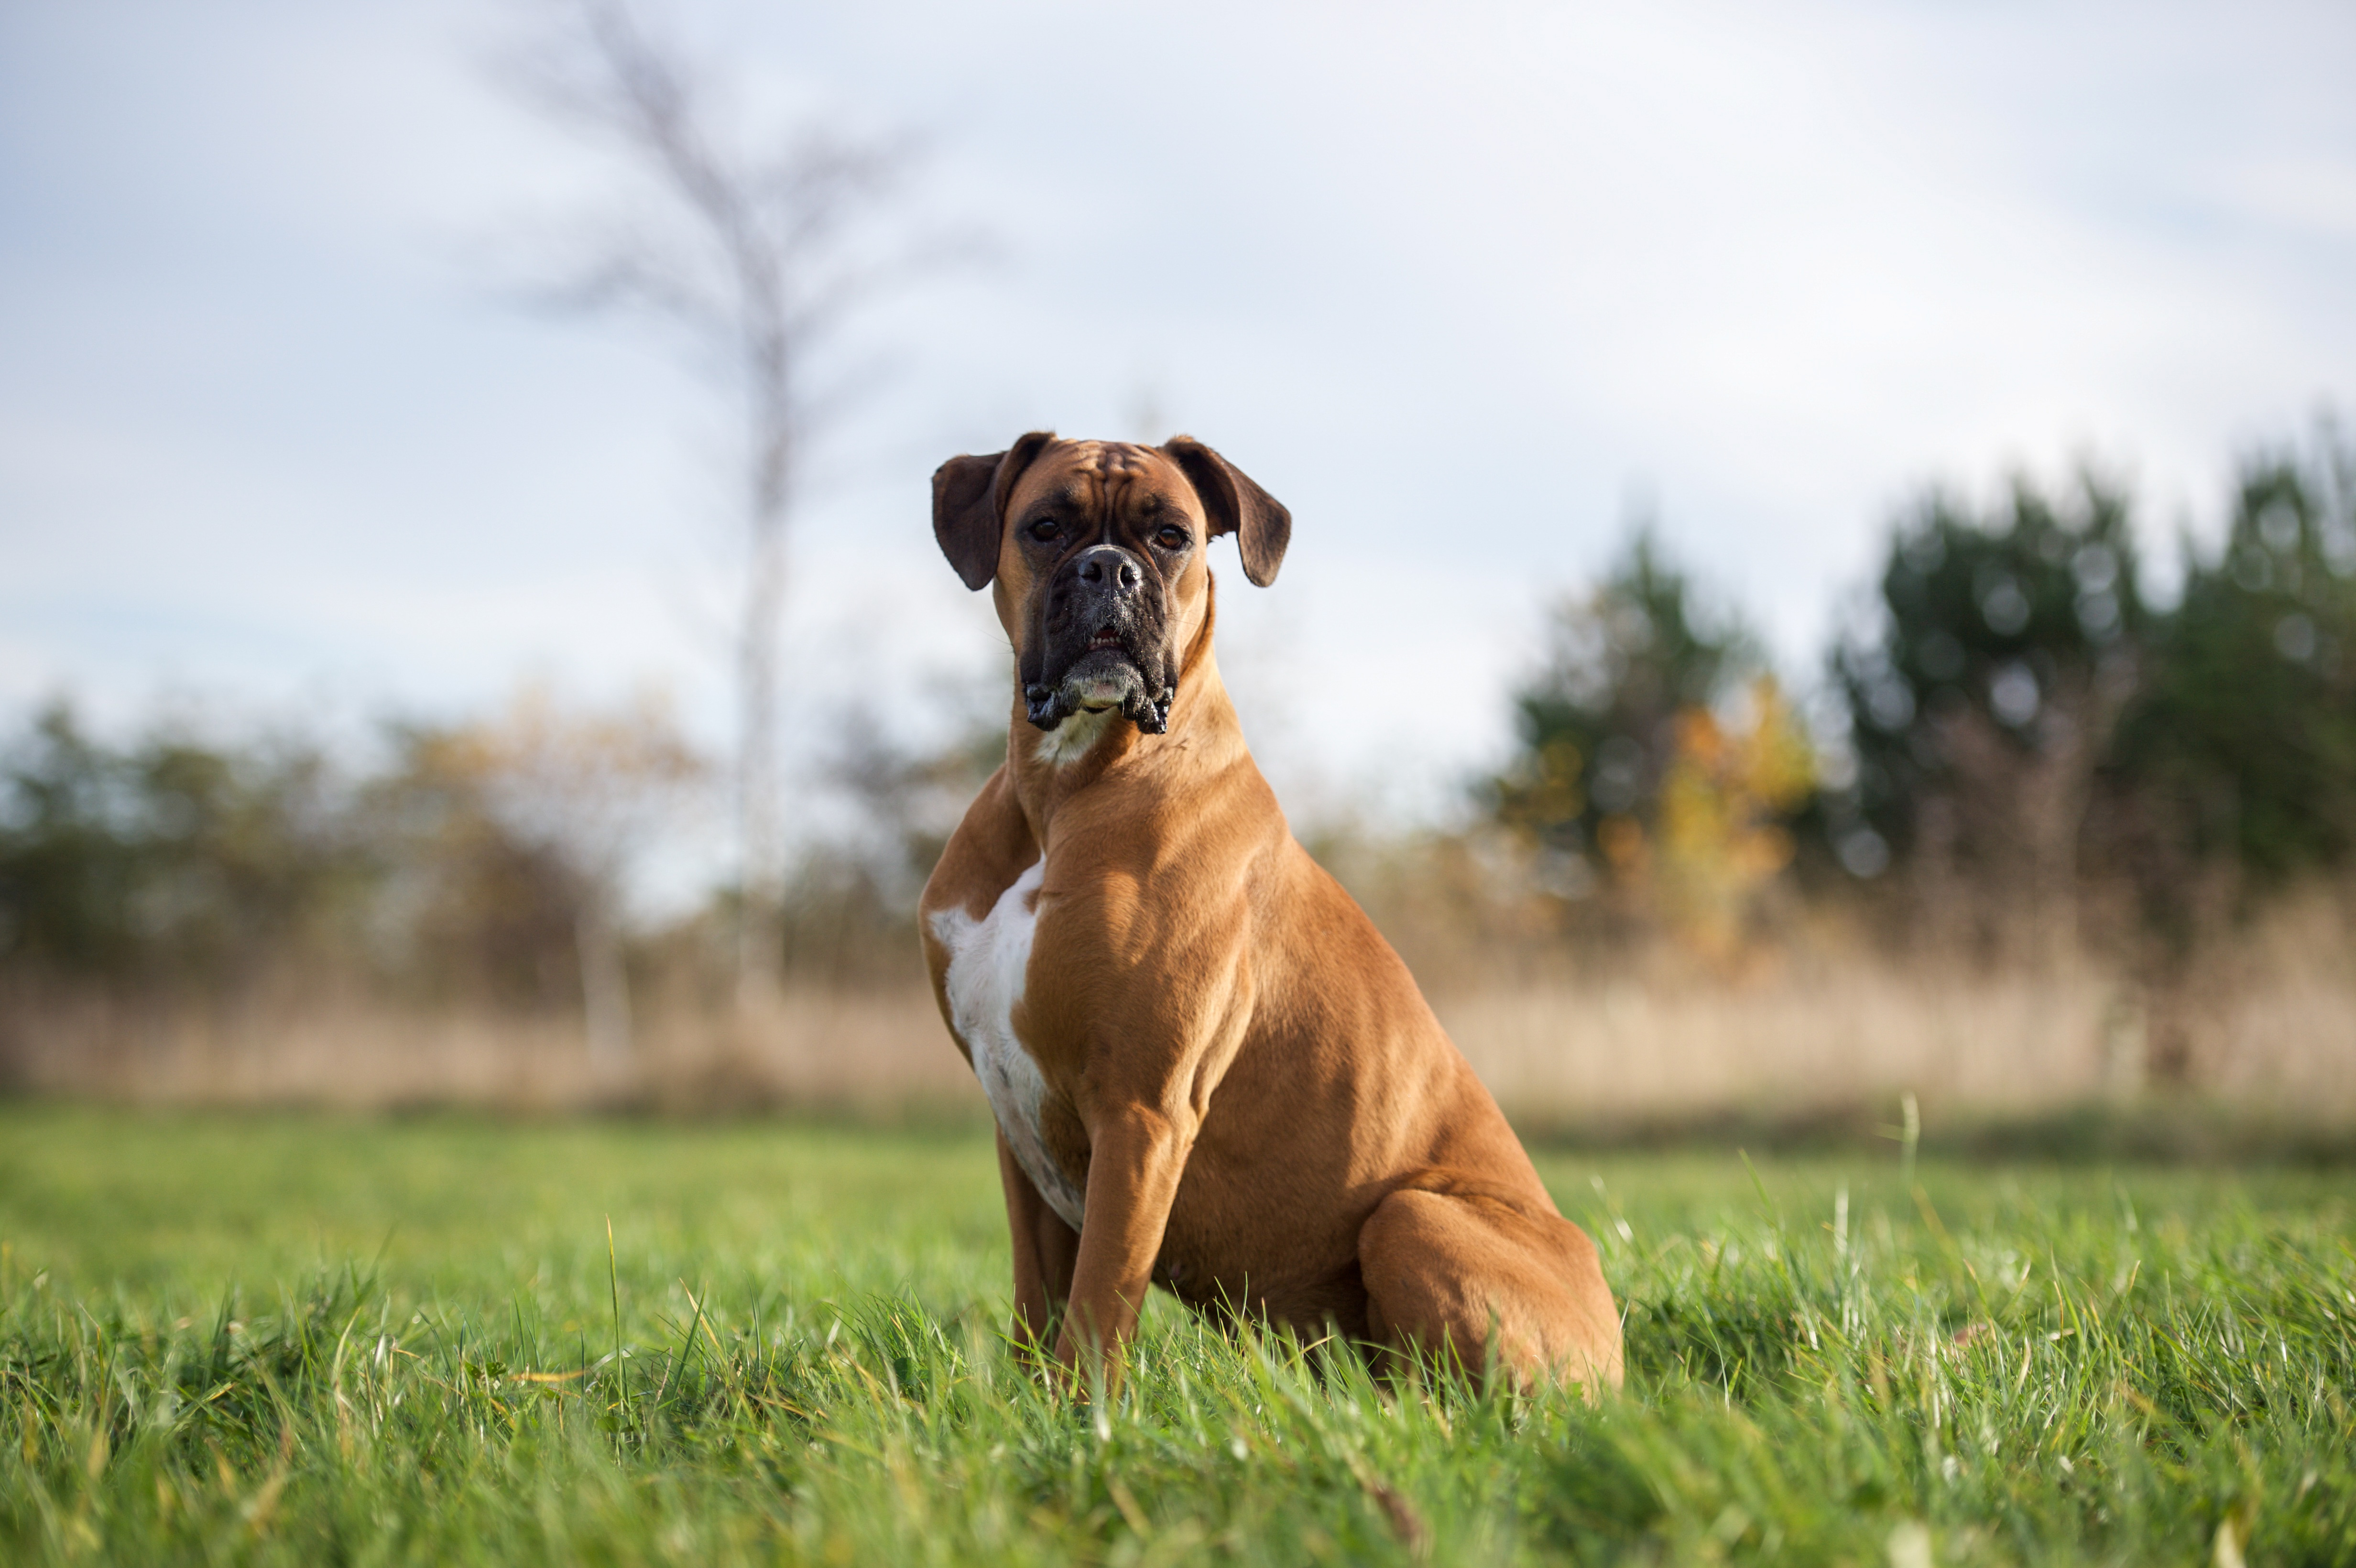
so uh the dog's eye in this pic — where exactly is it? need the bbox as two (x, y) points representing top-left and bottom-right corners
(1028, 519), (1061, 543)
(1154, 524), (1188, 550)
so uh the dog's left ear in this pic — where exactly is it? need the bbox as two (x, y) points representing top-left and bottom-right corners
(933, 431), (1055, 590)
(1161, 436), (1291, 587)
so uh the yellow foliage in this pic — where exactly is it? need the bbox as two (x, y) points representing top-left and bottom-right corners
(1651, 676), (1816, 965)
(1525, 738), (1586, 829)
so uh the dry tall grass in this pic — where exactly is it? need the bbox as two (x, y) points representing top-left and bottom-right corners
(5, 904), (2350, 1127)
(1441, 963), (2355, 1125)
(0, 989), (970, 1115)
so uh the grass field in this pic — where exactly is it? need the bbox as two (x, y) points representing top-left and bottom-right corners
(2, 1108), (2352, 1565)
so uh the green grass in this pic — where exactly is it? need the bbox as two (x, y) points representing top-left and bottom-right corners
(2, 1107), (2352, 1565)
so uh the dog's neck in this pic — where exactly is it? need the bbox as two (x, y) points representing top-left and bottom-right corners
(1005, 581), (1248, 847)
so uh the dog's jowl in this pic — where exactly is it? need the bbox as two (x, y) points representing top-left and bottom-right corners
(918, 434), (1623, 1394)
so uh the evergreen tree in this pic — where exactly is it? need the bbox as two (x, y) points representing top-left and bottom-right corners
(2117, 431), (2356, 882)
(1829, 471), (2149, 956)
(1490, 526), (1757, 891)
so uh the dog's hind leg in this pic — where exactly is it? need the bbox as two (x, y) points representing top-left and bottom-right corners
(1356, 1187), (1623, 1394)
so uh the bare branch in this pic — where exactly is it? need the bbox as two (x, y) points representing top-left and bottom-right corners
(492, 0), (933, 1003)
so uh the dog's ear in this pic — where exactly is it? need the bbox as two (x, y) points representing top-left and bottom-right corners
(932, 431), (1055, 590)
(1161, 436), (1291, 587)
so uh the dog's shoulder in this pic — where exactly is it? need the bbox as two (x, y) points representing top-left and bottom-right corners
(920, 763), (1036, 930)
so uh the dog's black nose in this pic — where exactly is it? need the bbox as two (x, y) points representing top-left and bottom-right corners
(1075, 545), (1142, 595)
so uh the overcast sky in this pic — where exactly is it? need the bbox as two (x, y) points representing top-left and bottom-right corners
(4, 0), (2353, 829)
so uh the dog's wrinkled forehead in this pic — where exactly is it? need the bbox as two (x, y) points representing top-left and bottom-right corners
(1007, 441), (1199, 531)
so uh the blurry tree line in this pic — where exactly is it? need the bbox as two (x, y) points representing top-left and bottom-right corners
(4, 421), (2351, 1068)
(1477, 418), (2356, 1000)
(0, 685), (988, 1067)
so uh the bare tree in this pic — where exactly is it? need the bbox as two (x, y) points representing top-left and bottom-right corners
(500, 0), (911, 1003)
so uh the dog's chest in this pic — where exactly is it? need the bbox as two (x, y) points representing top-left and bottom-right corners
(929, 861), (1088, 1231)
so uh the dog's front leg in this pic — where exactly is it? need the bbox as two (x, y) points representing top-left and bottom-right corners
(995, 1128), (1079, 1354)
(1052, 1101), (1191, 1397)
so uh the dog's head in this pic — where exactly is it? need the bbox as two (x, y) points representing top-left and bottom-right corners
(932, 434), (1289, 734)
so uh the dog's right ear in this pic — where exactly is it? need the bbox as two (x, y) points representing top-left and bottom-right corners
(932, 431), (1055, 590)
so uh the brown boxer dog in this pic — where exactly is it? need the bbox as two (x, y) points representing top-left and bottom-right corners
(919, 432), (1622, 1396)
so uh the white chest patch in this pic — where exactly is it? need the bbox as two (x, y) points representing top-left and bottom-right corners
(1036, 706), (1116, 766)
(930, 860), (1088, 1231)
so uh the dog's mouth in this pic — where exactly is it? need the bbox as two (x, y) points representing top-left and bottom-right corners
(1024, 625), (1175, 736)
